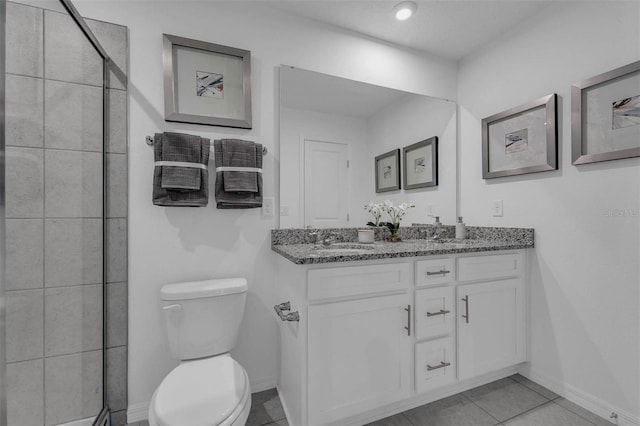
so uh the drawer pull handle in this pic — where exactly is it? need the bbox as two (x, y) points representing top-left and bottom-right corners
(461, 296), (469, 323)
(404, 305), (411, 336)
(274, 301), (300, 322)
(426, 269), (451, 277)
(426, 309), (450, 317)
(427, 361), (451, 371)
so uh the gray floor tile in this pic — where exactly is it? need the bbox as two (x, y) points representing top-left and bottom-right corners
(366, 412), (413, 426)
(262, 420), (289, 426)
(463, 377), (549, 422)
(510, 374), (559, 400)
(554, 398), (615, 426)
(403, 394), (498, 426)
(111, 409), (127, 426)
(504, 401), (593, 426)
(247, 388), (286, 426)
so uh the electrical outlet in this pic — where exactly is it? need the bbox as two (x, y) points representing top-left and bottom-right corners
(262, 197), (274, 218)
(492, 200), (503, 217)
(427, 204), (436, 216)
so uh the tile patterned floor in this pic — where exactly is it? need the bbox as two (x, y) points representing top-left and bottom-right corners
(127, 374), (615, 426)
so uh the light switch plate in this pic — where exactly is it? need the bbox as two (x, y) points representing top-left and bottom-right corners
(492, 200), (503, 217)
(263, 197), (274, 217)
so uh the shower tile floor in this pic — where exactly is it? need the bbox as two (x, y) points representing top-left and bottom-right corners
(127, 374), (614, 426)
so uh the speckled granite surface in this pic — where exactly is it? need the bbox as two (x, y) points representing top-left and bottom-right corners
(271, 226), (534, 265)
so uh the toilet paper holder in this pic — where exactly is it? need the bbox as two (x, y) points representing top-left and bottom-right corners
(274, 301), (300, 322)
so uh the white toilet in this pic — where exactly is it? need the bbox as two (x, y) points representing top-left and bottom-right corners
(148, 278), (252, 426)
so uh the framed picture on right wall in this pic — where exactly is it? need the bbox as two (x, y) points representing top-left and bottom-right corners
(571, 61), (640, 165)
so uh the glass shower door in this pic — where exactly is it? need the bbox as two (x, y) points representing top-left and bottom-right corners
(2, 0), (108, 424)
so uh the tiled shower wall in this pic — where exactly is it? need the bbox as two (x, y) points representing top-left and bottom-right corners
(4, 2), (128, 425)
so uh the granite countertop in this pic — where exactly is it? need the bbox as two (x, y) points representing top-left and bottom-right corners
(271, 226), (534, 265)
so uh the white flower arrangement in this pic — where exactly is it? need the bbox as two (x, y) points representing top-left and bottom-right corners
(364, 200), (415, 238)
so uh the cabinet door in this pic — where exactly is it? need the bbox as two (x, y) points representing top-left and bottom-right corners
(457, 279), (524, 380)
(415, 286), (455, 340)
(308, 293), (412, 425)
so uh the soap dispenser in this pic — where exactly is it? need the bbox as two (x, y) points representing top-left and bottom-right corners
(456, 216), (467, 240)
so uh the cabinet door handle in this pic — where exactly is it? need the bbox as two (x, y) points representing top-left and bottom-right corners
(404, 305), (411, 336)
(426, 309), (450, 317)
(427, 361), (451, 371)
(426, 269), (451, 276)
(461, 296), (469, 323)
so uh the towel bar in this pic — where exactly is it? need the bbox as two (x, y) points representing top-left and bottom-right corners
(145, 135), (267, 156)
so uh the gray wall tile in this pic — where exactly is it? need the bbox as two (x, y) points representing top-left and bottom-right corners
(44, 284), (103, 357)
(6, 289), (44, 363)
(107, 89), (128, 154)
(45, 219), (102, 287)
(6, 146), (44, 218)
(44, 80), (103, 151)
(6, 2), (43, 77)
(86, 18), (128, 90)
(107, 219), (127, 282)
(44, 9), (102, 86)
(45, 149), (103, 218)
(7, 359), (44, 426)
(6, 218), (44, 290)
(110, 409), (127, 426)
(106, 346), (127, 412)
(107, 153), (128, 218)
(107, 282), (127, 348)
(6, 74), (44, 148)
(45, 350), (103, 425)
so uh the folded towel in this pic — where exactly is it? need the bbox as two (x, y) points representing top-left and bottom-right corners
(152, 132), (210, 207)
(214, 139), (263, 209)
(160, 132), (202, 190)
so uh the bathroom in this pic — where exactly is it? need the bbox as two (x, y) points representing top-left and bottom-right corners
(1, 0), (638, 425)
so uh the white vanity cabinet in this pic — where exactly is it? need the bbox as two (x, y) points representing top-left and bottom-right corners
(276, 250), (528, 426)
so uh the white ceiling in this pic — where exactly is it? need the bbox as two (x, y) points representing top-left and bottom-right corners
(265, 0), (554, 60)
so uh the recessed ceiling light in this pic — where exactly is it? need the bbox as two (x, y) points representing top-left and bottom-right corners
(393, 1), (417, 21)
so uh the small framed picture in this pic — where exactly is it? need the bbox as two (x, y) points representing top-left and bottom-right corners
(163, 33), (252, 129)
(375, 149), (400, 193)
(571, 61), (640, 165)
(402, 137), (438, 190)
(482, 93), (558, 179)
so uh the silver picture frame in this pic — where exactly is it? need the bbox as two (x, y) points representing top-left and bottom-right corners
(163, 33), (252, 129)
(375, 149), (401, 193)
(482, 93), (557, 179)
(402, 137), (438, 190)
(571, 61), (640, 165)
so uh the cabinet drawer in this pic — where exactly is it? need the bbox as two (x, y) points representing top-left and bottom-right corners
(457, 253), (523, 282)
(415, 336), (456, 393)
(415, 286), (454, 340)
(308, 263), (410, 301)
(416, 258), (454, 287)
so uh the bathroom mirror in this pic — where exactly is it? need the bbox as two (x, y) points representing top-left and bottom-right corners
(279, 65), (457, 229)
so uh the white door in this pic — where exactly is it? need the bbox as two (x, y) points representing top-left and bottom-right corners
(303, 139), (349, 228)
(307, 293), (412, 425)
(457, 278), (525, 380)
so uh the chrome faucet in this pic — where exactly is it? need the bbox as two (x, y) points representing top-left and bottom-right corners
(321, 232), (339, 246)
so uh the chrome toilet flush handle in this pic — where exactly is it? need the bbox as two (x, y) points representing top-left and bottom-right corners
(274, 301), (300, 322)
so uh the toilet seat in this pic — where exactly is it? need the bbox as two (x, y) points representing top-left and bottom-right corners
(150, 354), (251, 426)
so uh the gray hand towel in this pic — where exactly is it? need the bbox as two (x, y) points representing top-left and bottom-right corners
(153, 133), (210, 207)
(214, 139), (263, 209)
(159, 132), (202, 190)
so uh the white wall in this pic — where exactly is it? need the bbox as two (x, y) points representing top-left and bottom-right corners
(279, 107), (369, 229)
(367, 95), (457, 225)
(73, 0), (458, 418)
(458, 2), (639, 423)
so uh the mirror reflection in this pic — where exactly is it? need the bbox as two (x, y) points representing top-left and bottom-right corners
(279, 66), (457, 229)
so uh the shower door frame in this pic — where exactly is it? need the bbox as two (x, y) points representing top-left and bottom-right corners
(0, 0), (112, 424)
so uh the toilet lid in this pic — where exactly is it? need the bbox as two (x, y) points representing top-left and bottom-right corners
(153, 355), (248, 426)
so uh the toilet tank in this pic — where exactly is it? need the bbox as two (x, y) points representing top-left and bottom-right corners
(160, 278), (248, 361)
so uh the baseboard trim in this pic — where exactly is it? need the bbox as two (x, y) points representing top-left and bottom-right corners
(519, 365), (639, 426)
(250, 374), (278, 393)
(126, 401), (149, 424)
